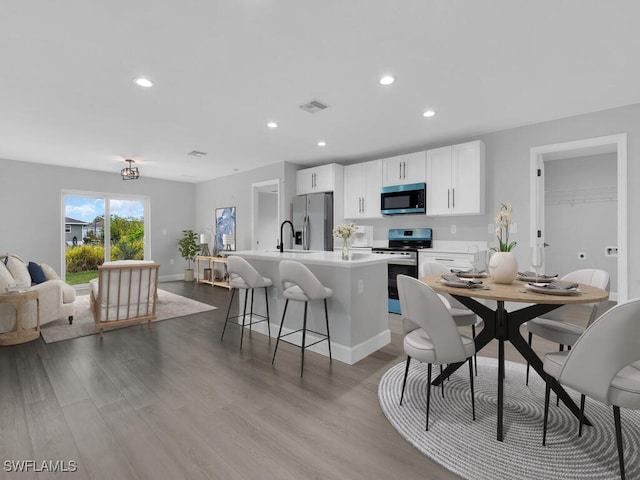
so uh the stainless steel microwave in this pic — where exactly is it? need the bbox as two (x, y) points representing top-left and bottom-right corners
(380, 182), (426, 215)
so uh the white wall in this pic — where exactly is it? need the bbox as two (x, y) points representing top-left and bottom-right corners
(544, 153), (617, 291)
(0, 158), (195, 278)
(194, 162), (298, 251)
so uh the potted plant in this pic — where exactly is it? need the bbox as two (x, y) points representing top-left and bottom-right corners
(178, 229), (199, 281)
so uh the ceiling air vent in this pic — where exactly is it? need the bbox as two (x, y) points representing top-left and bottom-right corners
(188, 150), (207, 157)
(299, 99), (330, 114)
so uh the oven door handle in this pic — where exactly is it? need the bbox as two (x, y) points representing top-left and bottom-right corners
(387, 258), (417, 266)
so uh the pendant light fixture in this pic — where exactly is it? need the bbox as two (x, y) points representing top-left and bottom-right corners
(121, 159), (140, 180)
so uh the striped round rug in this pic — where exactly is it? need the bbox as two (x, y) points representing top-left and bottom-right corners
(378, 357), (640, 480)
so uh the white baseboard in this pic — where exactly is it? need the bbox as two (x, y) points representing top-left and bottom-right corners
(230, 316), (391, 365)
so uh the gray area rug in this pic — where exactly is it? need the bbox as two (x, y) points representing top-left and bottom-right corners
(378, 356), (640, 480)
(41, 289), (217, 343)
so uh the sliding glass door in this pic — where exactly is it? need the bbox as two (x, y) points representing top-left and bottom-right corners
(63, 193), (148, 285)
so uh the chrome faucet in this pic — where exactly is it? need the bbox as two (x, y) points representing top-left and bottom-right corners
(279, 220), (294, 253)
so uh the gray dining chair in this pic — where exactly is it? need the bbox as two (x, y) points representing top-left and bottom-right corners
(397, 274), (476, 431)
(525, 268), (610, 385)
(221, 256), (272, 348)
(542, 297), (640, 480)
(419, 261), (483, 375)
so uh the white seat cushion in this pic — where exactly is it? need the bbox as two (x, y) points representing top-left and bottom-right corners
(609, 364), (640, 409)
(283, 285), (332, 302)
(404, 328), (475, 365)
(528, 317), (584, 347)
(230, 276), (272, 290)
(543, 350), (570, 380)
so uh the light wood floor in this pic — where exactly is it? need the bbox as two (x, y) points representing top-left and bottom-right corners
(0, 282), (610, 480)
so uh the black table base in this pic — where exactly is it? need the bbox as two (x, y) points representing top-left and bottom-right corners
(432, 296), (591, 442)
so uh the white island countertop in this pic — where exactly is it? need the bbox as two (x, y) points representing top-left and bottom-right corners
(232, 249), (396, 267)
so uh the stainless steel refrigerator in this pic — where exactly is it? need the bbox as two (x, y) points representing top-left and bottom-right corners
(292, 192), (334, 251)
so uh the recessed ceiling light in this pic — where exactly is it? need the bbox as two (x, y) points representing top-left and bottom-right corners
(267, 122), (278, 128)
(134, 77), (153, 88)
(317, 141), (327, 147)
(379, 75), (395, 86)
(423, 110), (436, 118)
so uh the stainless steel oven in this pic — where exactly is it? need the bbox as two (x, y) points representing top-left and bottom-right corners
(373, 228), (432, 313)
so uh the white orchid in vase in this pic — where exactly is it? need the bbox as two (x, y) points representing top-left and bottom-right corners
(494, 202), (517, 252)
(333, 223), (358, 260)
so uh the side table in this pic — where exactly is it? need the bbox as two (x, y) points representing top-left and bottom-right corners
(0, 290), (40, 346)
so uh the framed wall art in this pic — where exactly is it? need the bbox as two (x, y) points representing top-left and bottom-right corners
(215, 206), (236, 251)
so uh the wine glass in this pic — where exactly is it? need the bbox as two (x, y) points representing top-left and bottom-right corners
(531, 246), (544, 283)
(468, 246), (479, 275)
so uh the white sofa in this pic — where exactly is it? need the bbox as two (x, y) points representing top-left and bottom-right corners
(90, 260), (160, 334)
(0, 254), (76, 335)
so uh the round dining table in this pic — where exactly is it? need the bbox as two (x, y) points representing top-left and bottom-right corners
(421, 273), (609, 442)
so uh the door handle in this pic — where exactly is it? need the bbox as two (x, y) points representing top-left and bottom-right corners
(543, 242), (550, 247)
(452, 188), (455, 209)
(447, 189), (450, 209)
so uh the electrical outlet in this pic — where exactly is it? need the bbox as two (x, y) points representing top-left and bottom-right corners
(509, 223), (518, 233)
(358, 279), (364, 294)
(451, 225), (457, 234)
(169, 258), (174, 265)
(488, 223), (495, 234)
(577, 252), (586, 260)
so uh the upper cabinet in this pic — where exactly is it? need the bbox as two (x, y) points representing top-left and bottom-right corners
(344, 159), (383, 219)
(426, 140), (485, 216)
(296, 163), (341, 195)
(382, 151), (426, 186)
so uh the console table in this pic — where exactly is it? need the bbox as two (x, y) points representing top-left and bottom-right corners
(0, 290), (40, 346)
(195, 255), (231, 290)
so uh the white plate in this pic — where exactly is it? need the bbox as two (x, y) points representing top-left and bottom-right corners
(440, 279), (485, 289)
(525, 284), (582, 296)
(455, 272), (489, 279)
(517, 275), (557, 283)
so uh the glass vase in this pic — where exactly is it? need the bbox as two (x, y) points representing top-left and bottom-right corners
(341, 237), (350, 260)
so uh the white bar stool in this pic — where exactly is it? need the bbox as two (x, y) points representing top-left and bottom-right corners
(221, 256), (272, 348)
(272, 260), (332, 377)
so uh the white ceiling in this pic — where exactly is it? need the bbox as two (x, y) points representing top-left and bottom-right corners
(1, 1), (640, 183)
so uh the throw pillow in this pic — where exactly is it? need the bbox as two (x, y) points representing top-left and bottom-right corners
(40, 263), (61, 281)
(28, 262), (47, 284)
(6, 255), (32, 287)
(0, 261), (13, 291)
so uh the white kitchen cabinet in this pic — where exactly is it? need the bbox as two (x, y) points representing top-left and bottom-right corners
(426, 140), (485, 216)
(344, 160), (383, 219)
(296, 163), (340, 195)
(418, 250), (474, 271)
(382, 151), (426, 186)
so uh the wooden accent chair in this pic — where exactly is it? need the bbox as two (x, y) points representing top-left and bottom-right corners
(90, 261), (160, 335)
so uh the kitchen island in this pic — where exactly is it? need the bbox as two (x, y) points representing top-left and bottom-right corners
(231, 250), (395, 365)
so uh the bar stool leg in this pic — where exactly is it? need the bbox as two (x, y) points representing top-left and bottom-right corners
(324, 299), (332, 362)
(301, 301), (308, 377)
(240, 288), (249, 349)
(272, 299), (288, 364)
(264, 287), (271, 338)
(221, 288), (236, 341)
(249, 288), (255, 333)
